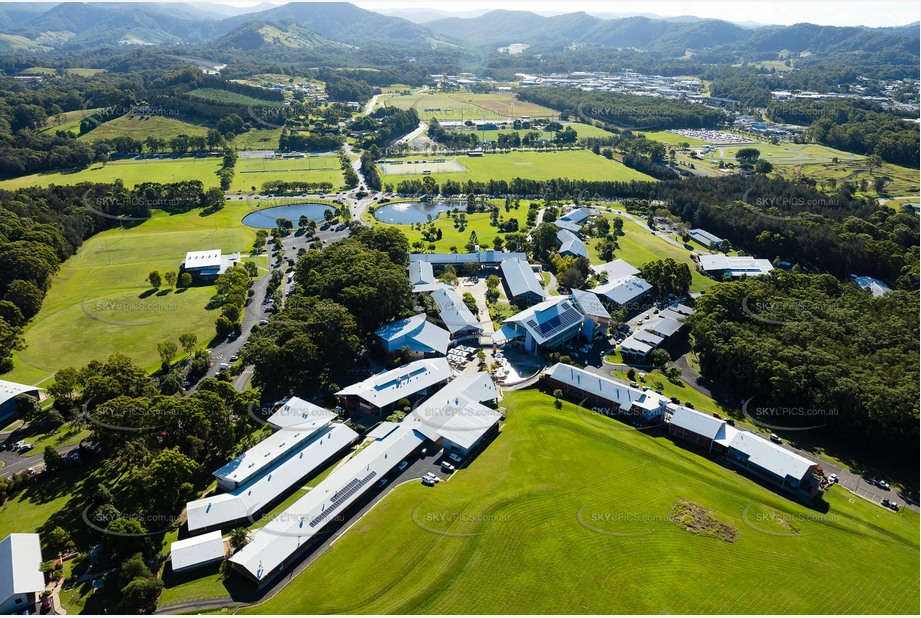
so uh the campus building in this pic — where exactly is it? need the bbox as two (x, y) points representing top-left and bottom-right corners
(410, 251), (528, 266)
(591, 259), (652, 312)
(180, 250), (241, 281)
(0, 379), (39, 422)
(187, 409), (358, 532)
(542, 363), (669, 424)
(408, 261), (437, 292)
(375, 314), (450, 359)
(429, 287), (482, 344)
(570, 289), (612, 334)
(698, 254), (774, 279)
(494, 297), (588, 353)
(170, 531), (226, 574)
(500, 258), (547, 307)
(667, 406), (822, 500)
(689, 228), (723, 249)
(0, 533), (45, 615)
(335, 358), (453, 417)
(556, 229), (588, 259)
(554, 207), (593, 233)
(211, 400), (340, 491)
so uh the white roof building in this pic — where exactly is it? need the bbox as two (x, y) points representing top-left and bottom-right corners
(543, 363), (668, 417)
(698, 254), (774, 278)
(213, 407), (336, 490)
(430, 287), (481, 338)
(594, 276), (652, 308)
(852, 275), (893, 297)
(591, 259), (640, 281)
(669, 406), (724, 440)
(408, 261), (436, 287)
(0, 379), (39, 420)
(0, 533), (44, 615)
(335, 358), (452, 411)
(229, 423), (426, 583)
(496, 297), (585, 350)
(689, 228), (723, 248)
(727, 431), (817, 482)
(644, 316), (684, 338)
(182, 250), (241, 277)
(570, 289), (611, 321)
(170, 531), (225, 572)
(556, 229), (588, 258)
(187, 423), (358, 532)
(375, 314), (450, 356)
(500, 258), (547, 303)
(405, 373), (501, 452)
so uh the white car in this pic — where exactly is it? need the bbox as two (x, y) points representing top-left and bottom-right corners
(828, 474), (839, 484)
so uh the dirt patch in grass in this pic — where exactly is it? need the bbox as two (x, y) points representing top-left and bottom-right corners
(669, 499), (738, 542)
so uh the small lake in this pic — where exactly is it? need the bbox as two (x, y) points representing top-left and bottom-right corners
(242, 203), (334, 228)
(373, 200), (466, 224)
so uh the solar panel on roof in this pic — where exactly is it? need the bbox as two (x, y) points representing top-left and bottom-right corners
(309, 471), (377, 528)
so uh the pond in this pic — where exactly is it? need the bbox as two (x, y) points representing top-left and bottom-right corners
(372, 200), (466, 225)
(241, 203), (334, 228)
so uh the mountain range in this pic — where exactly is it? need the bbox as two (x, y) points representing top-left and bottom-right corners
(0, 1), (915, 54)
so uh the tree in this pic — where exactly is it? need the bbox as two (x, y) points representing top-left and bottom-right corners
(229, 527), (250, 552)
(164, 271), (177, 289)
(15, 393), (41, 421)
(178, 333), (197, 357)
(650, 348), (670, 370)
(486, 275), (500, 289)
(147, 271), (161, 289)
(120, 553), (152, 585)
(120, 577), (163, 612)
(530, 222), (560, 262)
(734, 147), (761, 167)
(866, 154), (883, 175)
(178, 272), (192, 288)
(4, 279), (44, 319)
(552, 388), (563, 409)
(46, 526), (71, 555)
(157, 341), (178, 370)
(43, 446), (64, 473)
(754, 159), (773, 174)
(138, 447), (198, 514)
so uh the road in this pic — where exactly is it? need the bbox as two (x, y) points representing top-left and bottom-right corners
(363, 94), (381, 116)
(396, 121), (427, 144)
(0, 444), (79, 478)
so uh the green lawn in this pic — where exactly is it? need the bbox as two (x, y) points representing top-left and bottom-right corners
(364, 199), (527, 254)
(379, 150), (655, 185)
(588, 211), (715, 291)
(231, 127), (283, 151)
(239, 389), (919, 614)
(704, 142), (863, 166)
(4, 202), (262, 382)
(79, 115), (210, 143)
(472, 122), (615, 143)
(380, 92), (558, 121)
(0, 157), (224, 191)
(232, 156), (344, 193)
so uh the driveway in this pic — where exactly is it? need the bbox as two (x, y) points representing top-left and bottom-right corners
(0, 444), (79, 478)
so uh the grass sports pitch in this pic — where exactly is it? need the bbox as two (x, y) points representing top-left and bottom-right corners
(379, 157), (467, 175)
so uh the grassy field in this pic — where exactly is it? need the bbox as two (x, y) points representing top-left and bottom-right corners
(0, 157), (224, 191)
(589, 210), (716, 291)
(704, 142), (863, 166)
(79, 115), (210, 143)
(379, 92), (558, 121)
(644, 130), (709, 147)
(39, 108), (101, 134)
(774, 159), (920, 199)
(467, 122), (615, 143)
(232, 127), (283, 151)
(379, 150), (655, 185)
(3, 201), (262, 383)
(239, 388), (919, 614)
(186, 88), (280, 108)
(364, 199), (527, 254)
(0, 155), (343, 194)
(232, 156), (343, 193)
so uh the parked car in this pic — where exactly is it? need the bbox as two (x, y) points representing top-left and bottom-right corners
(670, 396), (680, 404)
(441, 462), (456, 473)
(828, 474), (838, 484)
(375, 478), (388, 489)
(397, 460), (409, 471)
(259, 319), (269, 326)
(726, 418), (736, 426)
(881, 498), (891, 507)
(229, 354), (239, 362)
(629, 381), (639, 388)
(878, 480), (891, 491)
(449, 453), (462, 463)
(422, 477), (436, 487)
(769, 434), (782, 444)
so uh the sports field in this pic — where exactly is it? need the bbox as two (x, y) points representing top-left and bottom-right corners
(466, 122), (615, 143)
(0, 155), (344, 193)
(232, 155), (344, 192)
(379, 92), (558, 121)
(378, 150), (656, 184)
(4, 201), (263, 385)
(240, 389), (919, 615)
(644, 130), (709, 147)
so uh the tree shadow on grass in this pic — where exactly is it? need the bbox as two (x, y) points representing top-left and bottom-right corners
(155, 289), (172, 297)
(138, 289), (157, 299)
